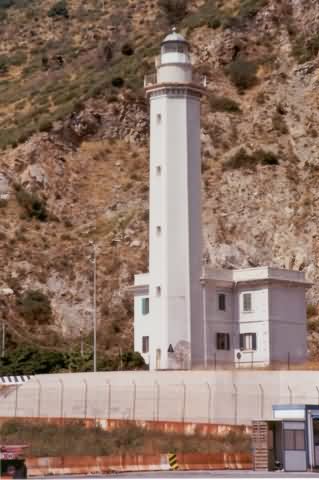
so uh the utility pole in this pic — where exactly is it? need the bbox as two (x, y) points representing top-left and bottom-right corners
(0, 288), (13, 359)
(89, 241), (97, 372)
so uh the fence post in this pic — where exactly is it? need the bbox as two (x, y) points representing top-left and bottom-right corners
(181, 382), (186, 424)
(154, 381), (160, 421)
(132, 381), (136, 421)
(288, 352), (290, 370)
(58, 378), (64, 418)
(106, 381), (111, 420)
(35, 377), (42, 417)
(233, 384), (238, 425)
(206, 382), (212, 423)
(258, 384), (264, 420)
(14, 385), (18, 417)
(288, 385), (293, 404)
(83, 379), (88, 418)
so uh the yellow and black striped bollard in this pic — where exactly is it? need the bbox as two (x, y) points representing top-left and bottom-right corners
(168, 453), (179, 470)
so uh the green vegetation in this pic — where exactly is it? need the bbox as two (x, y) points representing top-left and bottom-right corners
(16, 290), (52, 325)
(0, 420), (252, 457)
(226, 58), (258, 92)
(209, 94), (241, 113)
(307, 304), (317, 318)
(292, 33), (319, 64)
(182, 0), (223, 31)
(48, 0), (69, 18)
(15, 186), (48, 221)
(225, 148), (279, 170)
(238, 0), (267, 19)
(159, 0), (188, 25)
(0, 344), (146, 375)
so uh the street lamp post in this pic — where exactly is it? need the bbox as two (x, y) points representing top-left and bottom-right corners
(89, 241), (97, 372)
(0, 288), (14, 358)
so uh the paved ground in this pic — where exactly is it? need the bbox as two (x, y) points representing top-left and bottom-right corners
(37, 469), (319, 479)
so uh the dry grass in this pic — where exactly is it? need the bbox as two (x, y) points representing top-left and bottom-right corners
(0, 420), (251, 457)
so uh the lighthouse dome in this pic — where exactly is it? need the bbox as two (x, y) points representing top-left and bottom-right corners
(159, 28), (191, 73)
(162, 28), (188, 45)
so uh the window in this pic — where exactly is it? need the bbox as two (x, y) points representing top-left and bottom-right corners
(240, 333), (257, 351)
(243, 293), (252, 312)
(218, 294), (226, 311)
(156, 113), (162, 124)
(156, 225), (161, 235)
(141, 297), (149, 315)
(284, 430), (305, 450)
(142, 336), (149, 353)
(156, 286), (161, 296)
(216, 333), (230, 350)
(156, 166), (161, 176)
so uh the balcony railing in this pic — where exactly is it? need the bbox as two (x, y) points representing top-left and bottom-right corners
(144, 73), (207, 88)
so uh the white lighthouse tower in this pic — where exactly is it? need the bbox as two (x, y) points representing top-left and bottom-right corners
(132, 29), (206, 370)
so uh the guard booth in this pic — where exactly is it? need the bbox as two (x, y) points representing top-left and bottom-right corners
(252, 405), (319, 472)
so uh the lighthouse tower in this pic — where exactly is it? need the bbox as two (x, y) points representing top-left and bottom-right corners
(133, 29), (206, 370)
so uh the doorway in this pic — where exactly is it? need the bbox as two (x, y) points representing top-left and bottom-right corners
(313, 418), (319, 466)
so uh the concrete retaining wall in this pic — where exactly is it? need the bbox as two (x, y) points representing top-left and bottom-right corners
(26, 453), (253, 476)
(1, 370), (318, 424)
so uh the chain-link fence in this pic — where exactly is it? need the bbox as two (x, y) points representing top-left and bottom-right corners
(0, 371), (318, 425)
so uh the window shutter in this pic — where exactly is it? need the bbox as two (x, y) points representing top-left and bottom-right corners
(252, 333), (257, 350)
(240, 334), (244, 350)
(226, 334), (230, 350)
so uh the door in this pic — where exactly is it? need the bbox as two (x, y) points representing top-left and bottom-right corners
(283, 421), (307, 472)
(313, 418), (319, 466)
(156, 349), (161, 369)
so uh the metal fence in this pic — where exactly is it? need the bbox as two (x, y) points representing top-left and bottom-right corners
(0, 371), (318, 425)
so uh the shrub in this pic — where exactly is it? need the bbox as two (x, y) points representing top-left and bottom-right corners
(0, 0), (13, 8)
(121, 43), (134, 56)
(239, 0), (267, 19)
(15, 187), (48, 221)
(48, 0), (69, 18)
(292, 33), (319, 64)
(0, 55), (8, 74)
(17, 290), (52, 325)
(111, 76), (124, 88)
(227, 58), (258, 91)
(307, 304), (317, 318)
(182, 0), (222, 31)
(159, 0), (188, 24)
(225, 148), (279, 170)
(209, 94), (241, 113)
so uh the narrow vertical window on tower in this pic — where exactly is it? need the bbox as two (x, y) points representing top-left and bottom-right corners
(156, 166), (161, 176)
(156, 286), (161, 296)
(142, 297), (149, 315)
(156, 113), (162, 124)
(243, 293), (252, 312)
(218, 293), (226, 311)
(156, 225), (162, 235)
(142, 336), (149, 353)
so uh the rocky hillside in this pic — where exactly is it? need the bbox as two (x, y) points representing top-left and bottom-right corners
(1, 0), (319, 361)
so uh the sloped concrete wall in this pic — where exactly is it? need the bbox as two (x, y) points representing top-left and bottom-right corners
(0, 370), (317, 425)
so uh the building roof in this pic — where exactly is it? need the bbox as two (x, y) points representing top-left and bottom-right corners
(161, 27), (188, 44)
(202, 266), (312, 287)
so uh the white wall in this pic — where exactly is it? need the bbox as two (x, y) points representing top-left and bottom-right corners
(269, 285), (307, 362)
(205, 283), (234, 364)
(146, 89), (203, 370)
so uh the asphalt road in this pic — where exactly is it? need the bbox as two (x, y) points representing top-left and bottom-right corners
(36, 469), (319, 479)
